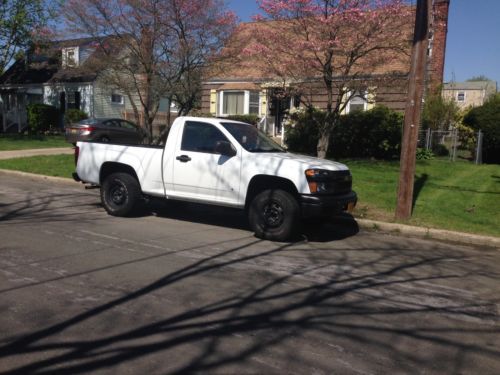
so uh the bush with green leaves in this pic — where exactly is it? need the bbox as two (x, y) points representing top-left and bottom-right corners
(285, 105), (402, 159)
(463, 94), (500, 164)
(27, 104), (58, 133)
(224, 114), (260, 126)
(330, 106), (403, 159)
(432, 143), (449, 157)
(64, 109), (88, 125)
(285, 107), (323, 155)
(416, 148), (434, 160)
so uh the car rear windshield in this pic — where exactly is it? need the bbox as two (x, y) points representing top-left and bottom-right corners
(76, 118), (100, 125)
(221, 122), (285, 153)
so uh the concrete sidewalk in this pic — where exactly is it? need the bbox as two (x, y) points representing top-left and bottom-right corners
(0, 147), (74, 160)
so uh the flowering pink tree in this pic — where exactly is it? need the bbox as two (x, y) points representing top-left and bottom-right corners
(245, 0), (412, 158)
(63, 0), (236, 141)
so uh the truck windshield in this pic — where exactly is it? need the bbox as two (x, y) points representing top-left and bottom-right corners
(221, 122), (285, 153)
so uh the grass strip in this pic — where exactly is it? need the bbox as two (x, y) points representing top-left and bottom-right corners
(0, 135), (68, 151)
(0, 154), (74, 178)
(346, 159), (500, 237)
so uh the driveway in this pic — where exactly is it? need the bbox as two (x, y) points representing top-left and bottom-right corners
(0, 172), (499, 374)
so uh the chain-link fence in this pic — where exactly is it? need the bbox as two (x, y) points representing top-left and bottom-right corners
(418, 128), (484, 164)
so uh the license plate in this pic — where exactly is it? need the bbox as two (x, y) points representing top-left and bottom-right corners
(347, 201), (356, 212)
(71, 129), (77, 134)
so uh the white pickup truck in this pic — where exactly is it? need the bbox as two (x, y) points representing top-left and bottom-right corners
(74, 116), (357, 241)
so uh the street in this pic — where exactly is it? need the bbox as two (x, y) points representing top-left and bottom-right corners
(0, 171), (499, 374)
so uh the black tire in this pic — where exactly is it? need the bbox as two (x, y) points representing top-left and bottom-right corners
(99, 136), (110, 142)
(248, 189), (300, 241)
(100, 172), (141, 216)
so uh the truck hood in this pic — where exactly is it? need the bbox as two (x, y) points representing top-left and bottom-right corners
(259, 152), (350, 171)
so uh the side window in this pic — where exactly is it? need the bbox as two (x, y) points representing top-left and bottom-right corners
(181, 121), (229, 154)
(120, 120), (136, 129)
(104, 120), (120, 128)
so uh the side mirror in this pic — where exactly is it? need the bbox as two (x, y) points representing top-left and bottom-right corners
(215, 140), (236, 157)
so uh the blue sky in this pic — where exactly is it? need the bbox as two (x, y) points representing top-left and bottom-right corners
(227, 0), (500, 85)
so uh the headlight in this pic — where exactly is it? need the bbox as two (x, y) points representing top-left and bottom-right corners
(305, 169), (352, 194)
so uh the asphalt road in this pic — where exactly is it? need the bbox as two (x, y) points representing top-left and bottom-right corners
(1, 171), (499, 374)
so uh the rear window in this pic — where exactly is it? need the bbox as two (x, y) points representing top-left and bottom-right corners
(76, 118), (100, 125)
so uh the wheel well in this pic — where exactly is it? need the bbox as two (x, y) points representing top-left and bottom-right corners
(245, 175), (299, 209)
(100, 162), (139, 185)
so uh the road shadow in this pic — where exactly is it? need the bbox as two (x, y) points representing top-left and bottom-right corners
(135, 199), (359, 243)
(1, 234), (499, 374)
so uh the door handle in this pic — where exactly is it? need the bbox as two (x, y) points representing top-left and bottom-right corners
(176, 155), (191, 163)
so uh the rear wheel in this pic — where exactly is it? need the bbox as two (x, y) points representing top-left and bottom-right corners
(248, 189), (300, 241)
(99, 136), (110, 142)
(101, 172), (141, 216)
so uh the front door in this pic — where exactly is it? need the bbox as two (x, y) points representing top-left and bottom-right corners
(172, 120), (241, 205)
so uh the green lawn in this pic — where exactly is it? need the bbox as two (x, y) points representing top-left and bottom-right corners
(346, 159), (500, 237)
(0, 154), (498, 237)
(0, 154), (74, 178)
(0, 134), (69, 151)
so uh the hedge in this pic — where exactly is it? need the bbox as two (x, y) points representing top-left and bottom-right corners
(463, 94), (500, 164)
(27, 104), (59, 133)
(285, 106), (403, 160)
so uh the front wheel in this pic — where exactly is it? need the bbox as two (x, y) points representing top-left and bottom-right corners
(248, 189), (300, 241)
(101, 172), (141, 216)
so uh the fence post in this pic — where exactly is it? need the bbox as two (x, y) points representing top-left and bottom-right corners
(425, 128), (431, 149)
(453, 128), (458, 162)
(475, 130), (483, 165)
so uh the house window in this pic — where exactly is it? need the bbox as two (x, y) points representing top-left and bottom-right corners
(457, 92), (465, 102)
(249, 91), (259, 114)
(219, 90), (260, 116)
(111, 93), (124, 105)
(222, 91), (244, 115)
(62, 47), (79, 67)
(347, 91), (368, 113)
(67, 91), (81, 110)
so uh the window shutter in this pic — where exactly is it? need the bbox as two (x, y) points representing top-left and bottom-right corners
(259, 89), (267, 117)
(210, 89), (217, 115)
(367, 87), (377, 110)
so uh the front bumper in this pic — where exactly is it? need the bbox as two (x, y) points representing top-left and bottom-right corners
(300, 191), (357, 218)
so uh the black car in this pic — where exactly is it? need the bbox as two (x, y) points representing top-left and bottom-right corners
(65, 118), (146, 144)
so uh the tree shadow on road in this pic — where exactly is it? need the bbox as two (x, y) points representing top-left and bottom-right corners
(1, 233), (499, 374)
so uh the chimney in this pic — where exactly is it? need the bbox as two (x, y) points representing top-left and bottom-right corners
(428, 0), (450, 91)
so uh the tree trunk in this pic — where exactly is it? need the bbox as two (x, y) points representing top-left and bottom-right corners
(317, 131), (330, 159)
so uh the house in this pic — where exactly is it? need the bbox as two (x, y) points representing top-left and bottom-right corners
(0, 37), (173, 133)
(442, 80), (497, 109)
(201, 0), (450, 138)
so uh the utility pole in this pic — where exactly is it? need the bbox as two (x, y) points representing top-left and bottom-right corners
(395, 0), (431, 220)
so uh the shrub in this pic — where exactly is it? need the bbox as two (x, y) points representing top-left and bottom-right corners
(432, 143), (449, 157)
(64, 109), (88, 125)
(416, 148), (434, 160)
(330, 106), (403, 159)
(285, 106), (403, 159)
(285, 107), (323, 155)
(224, 114), (260, 126)
(456, 123), (477, 152)
(463, 94), (500, 164)
(27, 104), (58, 133)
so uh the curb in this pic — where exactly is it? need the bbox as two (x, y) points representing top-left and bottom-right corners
(355, 218), (500, 249)
(2, 168), (499, 249)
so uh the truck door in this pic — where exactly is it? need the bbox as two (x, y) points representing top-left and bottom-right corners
(172, 120), (241, 205)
